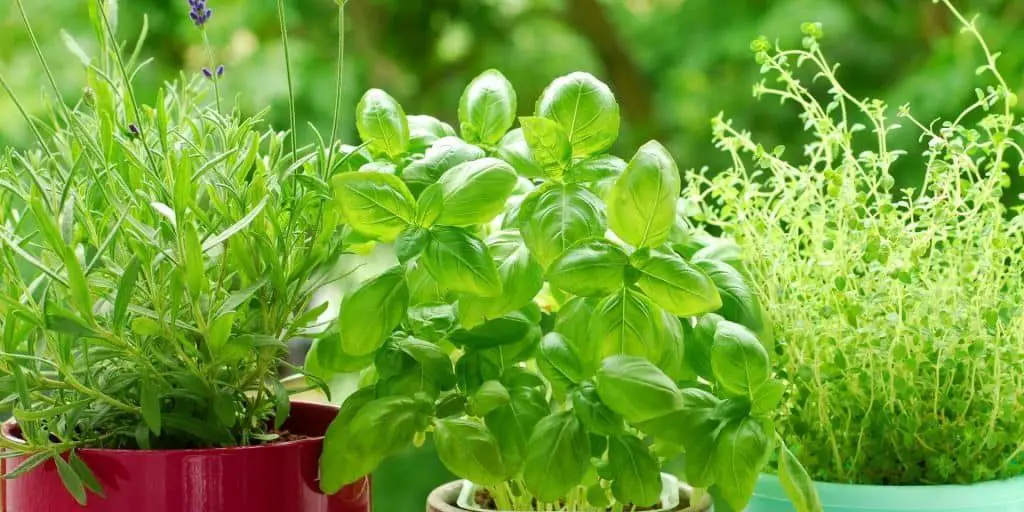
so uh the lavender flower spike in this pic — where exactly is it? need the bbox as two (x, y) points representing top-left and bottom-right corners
(188, 0), (212, 28)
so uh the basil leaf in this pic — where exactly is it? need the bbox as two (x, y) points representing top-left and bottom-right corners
(395, 227), (430, 264)
(607, 141), (680, 248)
(456, 350), (503, 394)
(459, 69), (517, 145)
(309, 334), (376, 374)
(779, 439), (823, 512)
(356, 88), (409, 158)
(450, 311), (532, 350)
(566, 154), (627, 185)
(486, 385), (549, 476)
(713, 417), (774, 511)
(330, 144), (372, 175)
(547, 238), (629, 297)
(340, 266), (409, 356)
(595, 355), (683, 424)
(520, 116), (571, 179)
(656, 309), (689, 381)
(436, 157), (518, 226)
(407, 114), (456, 154)
(751, 379), (786, 416)
(402, 136), (485, 195)
(636, 388), (721, 487)
(694, 258), (770, 346)
(536, 72), (620, 158)
(685, 313), (723, 381)
(415, 184), (445, 228)
(392, 336), (456, 391)
(572, 381), (625, 436)
(537, 332), (584, 397)
(496, 128), (545, 179)
(407, 259), (449, 305)
(590, 288), (664, 363)
(333, 172), (415, 242)
(469, 380), (511, 416)
(632, 249), (722, 317)
(458, 231), (544, 329)
(434, 418), (509, 485)
(521, 184), (606, 268)
(523, 411), (591, 502)
(423, 227), (502, 297)
(711, 320), (770, 397)
(405, 303), (457, 342)
(608, 435), (662, 508)
(554, 296), (600, 369)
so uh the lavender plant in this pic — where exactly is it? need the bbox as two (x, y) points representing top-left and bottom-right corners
(692, 2), (1024, 486)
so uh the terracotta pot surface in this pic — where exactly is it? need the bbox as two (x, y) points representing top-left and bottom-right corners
(425, 480), (711, 512)
(1, 400), (370, 512)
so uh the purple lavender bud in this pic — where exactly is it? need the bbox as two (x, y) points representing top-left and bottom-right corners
(128, 124), (140, 137)
(216, 65), (225, 77)
(202, 67), (214, 79)
(188, 0), (212, 27)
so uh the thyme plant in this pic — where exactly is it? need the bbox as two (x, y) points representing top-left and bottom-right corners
(693, 2), (1024, 485)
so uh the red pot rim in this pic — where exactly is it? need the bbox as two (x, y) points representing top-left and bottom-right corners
(1, 399), (338, 456)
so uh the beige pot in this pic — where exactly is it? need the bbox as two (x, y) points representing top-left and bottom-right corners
(425, 480), (712, 512)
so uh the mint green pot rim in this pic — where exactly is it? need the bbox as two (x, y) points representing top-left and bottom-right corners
(754, 472), (1024, 510)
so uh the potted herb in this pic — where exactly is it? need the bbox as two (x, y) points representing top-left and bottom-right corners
(0, 1), (369, 510)
(311, 69), (819, 511)
(693, 3), (1024, 511)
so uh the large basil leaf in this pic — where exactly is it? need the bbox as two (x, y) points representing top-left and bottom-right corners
(595, 355), (683, 424)
(402, 137), (485, 195)
(455, 350), (503, 394)
(458, 231), (544, 329)
(450, 311), (533, 350)
(391, 336), (456, 391)
(356, 88), (409, 158)
(520, 184), (607, 268)
(434, 418), (509, 485)
(333, 172), (415, 242)
(340, 267), (409, 356)
(657, 309), (688, 381)
(711, 320), (770, 397)
(395, 227), (430, 264)
(632, 249), (722, 317)
(310, 333), (375, 374)
(536, 72), (620, 158)
(405, 303), (457, 342)
(546, 238), (629, 297)
(685, 313), (724, 381)
(435, 157), (518, 226)
(694, 258), (770, 346)
(572, 381), (624, 436)
(607, 141), (680, 248)
(520, 116), (571, 179)
(406, 259), (449, 305)
(407, 114), (456, 154)
(486, 385), (549, 475)
(636, 388), (721, 487)
(713, 417), (774, 511)
(537, 332), (584, 397)
(566, 154), (627, 185)
(496, 128), (545, 179)
(554, 296), (599, 369)
(779, 439), (823, 512)
(459, 69), (517, 145)
(607, 435), (662, 508)
(523, 412), (591, 503)
(590, 288), (663, 363)
(422, 227), (502, 297)
(469, 380), (511, 416)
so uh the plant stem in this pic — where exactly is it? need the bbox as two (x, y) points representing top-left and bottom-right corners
(201, 30), (223, 113)
(276, 0), (299, 165)
(326, 2), (347, 177)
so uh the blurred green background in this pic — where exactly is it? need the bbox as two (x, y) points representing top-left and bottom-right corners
(2, 0), (1023, 509)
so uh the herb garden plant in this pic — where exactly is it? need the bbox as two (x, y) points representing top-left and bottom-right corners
(692, 0), (1024, 497)
(313, 69), (819, 511)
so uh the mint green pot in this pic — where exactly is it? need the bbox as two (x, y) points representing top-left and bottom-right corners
(746, 473), (1024, 512)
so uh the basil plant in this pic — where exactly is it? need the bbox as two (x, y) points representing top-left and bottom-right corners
(314, 70), (818, 511)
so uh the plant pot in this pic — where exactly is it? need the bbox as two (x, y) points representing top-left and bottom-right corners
(748, 473), (1024, 512)
(1, 401), (370, 512)
(425, 475), (711, 512)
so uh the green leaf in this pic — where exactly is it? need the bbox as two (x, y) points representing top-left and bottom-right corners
(751, 379), (786, 416)
(450, 311), (532, 350)
(356, 88), (410, 158)
(486, 385), (549, 476)
(590, 288), (664, 363)
(340, 266), (410, 356)
(112, 257), (140, 330)
(395, 227), (430, 264)
(402, 137), (486, 195)
(572, 381), (624, 436)
(459, 69), (517, 145)
(213, 392), (237, 427)
(392, 335), (457, 391)
(636, 388), (721, 487)
(496, 128), (545, 179)
(694, 258), (769, 342)
(205, 311), (235, 353)
(140, 379), (161, 435)
(422, 227), (502, 297)
(566, 154), (627, 185)
(546, 238), (629, 297)
(536, 72), (620, 158)
(553, 296), (599, 368)
(632, 249), (722, 317)
(458, 231), (544, 329)
(523, 411), (591, 502)
(469, 380), (511, 416)
(407, 114), (457, 153)
(272, 379), (291, 430)
(656, 309), (689, 381)
(595, 355), (683, 424)
(407, 259), (449, 305)
(779, 439), (823, 512)
(415, 184), (445, 228)
(537, 332), (584, 397)
(713, 417), (774, 511)
(310, 334), (376, 374)
(54, 454), (87, 505)
(46, 311), (99, 338)
(685, 313), (723, 381)
(69, 452), (104, 498)
(711, 321), (770, 397)
(521, 184), (606, 268)
(333, 171), (415, 242)
(435, 157), (518, 226)
(608, 435), (662, 507)
(434, 418), (509, 485)
(520, 116), (571, 179)
(607, 141), (680, 248)
(405, 303), (457, 342)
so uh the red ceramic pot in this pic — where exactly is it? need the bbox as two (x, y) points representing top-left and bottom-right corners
(1, 401), (370, 512)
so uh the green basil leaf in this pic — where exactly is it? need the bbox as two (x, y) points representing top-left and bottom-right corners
(656, 309), (689, 381)
(456, 349), (503, 395)
(751, 379), (786, 416)
(566, 154), (627, 184)
(496, 128), (545, 179)
(486, 385), (549, 476)
(632, 249), (722, 317)
(590, 288), (664, 363)
(469, 380), (511, 416)
(554, 296), (599, 370)
(407, 114), (456, 154)
(713, 417), (774, 511)
(520, 116), (571, 179)
(779, 439), (823, 512)
(547, 238), (629, 297)
(595, 355), (683, 424)
(415, 184), (445, 228)
(333, 171), (415, 242)
(356, 88), (409, 158)
(340, 266), (410, 356)
(402, 136), (485, 195)
(636, 388), (721, 487)
(423, 226), (502, 297)
(608, 435), (662, 508)
(436, 157), (518, 226)
(434, 418), (509, 485)
(459, 69), (517, 145)
(711, 320), (770, 397)
(458, 231), (544, 329)
(607, 141), (680, 248)
(521, 184), (606, 268)
(405, 303), (457, 342)
(330, 144), (372, 175)
(537, 332), (584, 397)
(310, 333), (376, 374)
(395, 227), (430, 264)
(685, 313), (723, 381)
(407, 259), (449, 305)
(572, 381), (625, 436)
(393, 336), (457, 391)
(450, 311), (532, 350)
(692, 238), (748, 277)
(523, 411), (591, 502)
(694, 258), (770, 347)
(536, 72), (620, 158)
